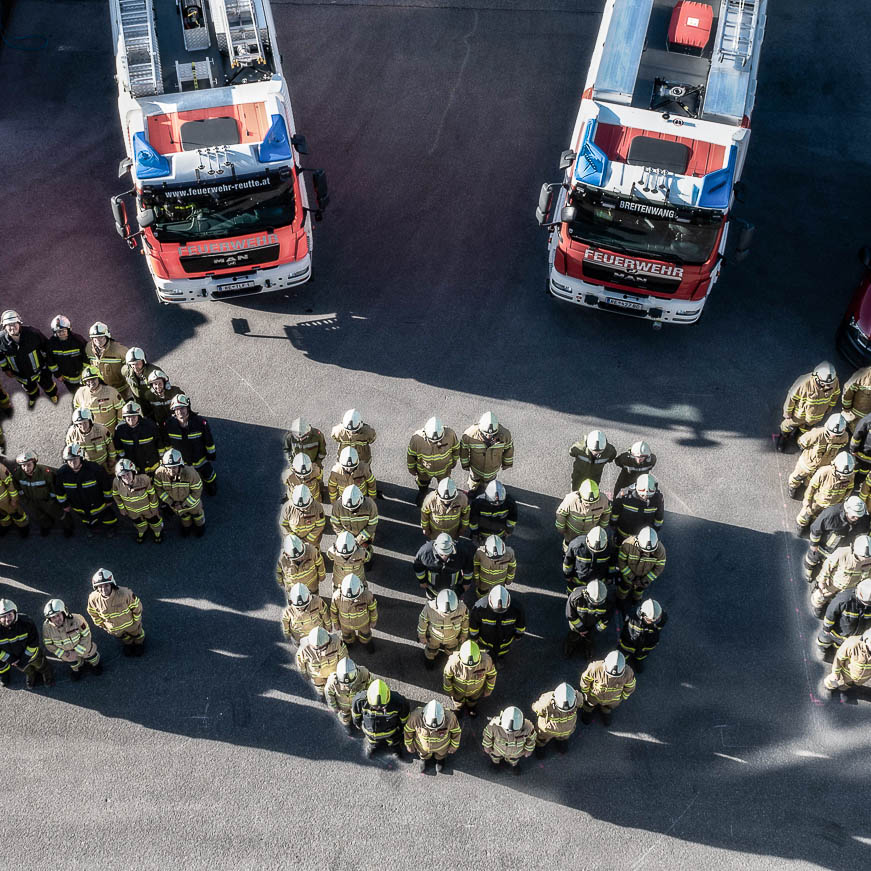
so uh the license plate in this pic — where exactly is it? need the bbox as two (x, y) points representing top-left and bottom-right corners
(606, 297), (645, 311)
(218, 280), (256, 292)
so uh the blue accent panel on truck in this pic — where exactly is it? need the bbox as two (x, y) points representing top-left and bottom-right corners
(133, 132), (171, 179)
(594, 0), (654, 104)
(574, 120), (609, 187)
(258, 114), (293, 162)
(697, 145), (737, 210)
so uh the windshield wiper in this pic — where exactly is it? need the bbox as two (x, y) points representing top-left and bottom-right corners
(650, 250), (685, 264)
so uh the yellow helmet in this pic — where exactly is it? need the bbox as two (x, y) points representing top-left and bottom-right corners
(579, 479), (600, 502)
(459, 640), (480, 665)
(367, 679), (390, 706)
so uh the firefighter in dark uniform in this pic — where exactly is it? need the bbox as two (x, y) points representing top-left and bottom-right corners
(804, 496), (870, 581)
(469, 480), (518, 541)
(469, 585), (525, 664)
(618, 598), (668, 672)
(165, 394), (217, 495)
(12, 450), (62, 536)
(283, 417), (327, 465)
(413, 533), (474, 600)
(113, 401), (161, 475)
(46, 315), (87, 393)
(611, 474), (665, 541)
(351, 679), (410, 759)
(817, 580), (871, 657)
(613, 440), (657, 494)
(0, 310), (59, 408)
(0, 599), (54, 689)
(143, 369), (183, 447)
(54, 443), (115, 536)
(564, 579), (612, 659)
(562, 526), (617, 595)
(850, 411), (871, 476)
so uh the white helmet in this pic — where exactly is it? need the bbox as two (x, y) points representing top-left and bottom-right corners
(1, 310), (21, 326)
(308, 626), (330, 648)
(283, 534), (306, 558)
(640, 599), (663, 621)
(122, 401), (142, 418)
(585, 580), (607, 605)
(88, 321), (111, 339)
(485, 480), (506, 503)
(825, 413), (847, 436)
(433, 533), (455, 556)
(292, 484), (313, 509)
(72, 407), (93, 425)
(856, 579), (871, 604)
(50, 314), (71, 332)
(586, 526), (609, 552)
(0, 598), (17, 616)
(813, 361), (836, 385)
(339, 446), (359, 470)
(341, 573), (363, 598)
(604, 650), (626, 676)
(833, 452), (855, 476)
(333, 531), (356, 556)
(45, 599), (68, 620)
(586, 430), (607, 452)
(161, 448), (183, 468)
(91, 568), (115, 588)
(340, 484), (363, 510)
(342, 408), (362, 431)
(292, 453), (312, 476)
(630, 440), (651, 459)
(554, 682), (577, 711)
(125, 347), (146, 364)
(147, 368), (169, 387)
(115, 458), (136, 477)
(637, 527), (659, 551)
(423, 700), (445, 728)
(289, 417), (311, 439)
(287, 583), (310, 607)
(335, 657), (357, 684)
(15, 449), (38, 465)
(435, 589), (459, 614)
(437, 478), (457, 501)
(636, 474), (657, 498)
(488, 585), (510, 612)
(62, 443), (84, 462)
(500, 706), (523, 732)
(479, 411), (499, 434)
(852, 535), (871, 559)
(844, 496), (867, 519)
(484, 534), (505, 558)
(424, 417), (444, 441)
(579, 480), (600, 502)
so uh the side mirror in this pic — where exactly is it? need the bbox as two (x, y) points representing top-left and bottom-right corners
(118, 157), (133, 179)
(733, 220), (754, 262)
(312, 169), (329, 212)
(859, 246), (871, 269)
(560, 205), (577, 224)
(111, 196), (130, 238)
(559, 150), (576, 171)
(536, 183), (554, 226)
(732, 181), (746, 204)
(291, 133), (309, 156)
(137, 208), (155, 229)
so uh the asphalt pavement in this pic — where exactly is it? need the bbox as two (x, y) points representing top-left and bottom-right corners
(1, 1), (871, 869)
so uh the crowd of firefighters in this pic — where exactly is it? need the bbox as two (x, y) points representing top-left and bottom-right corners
(277, 411), (669, 773)
(776, 360), (871, 693)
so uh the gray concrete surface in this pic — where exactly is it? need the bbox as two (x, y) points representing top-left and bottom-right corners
(1, 0), (871, 868)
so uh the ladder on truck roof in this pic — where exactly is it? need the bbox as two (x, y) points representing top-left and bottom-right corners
(718, 0), (757, 66)
(118, 0), (164, 96)
(210, 0), (267, 67)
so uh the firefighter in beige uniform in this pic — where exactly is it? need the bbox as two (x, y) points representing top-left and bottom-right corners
(276, 534), (326, 594)
(824, 629), (871, 691)
(555, 480), (611, 548)
(325, 656), (372, 732)
(327, 446), (376, 503)
(442, 639), (497, 717)
(330, 574), (378, 647)
(280, 484), (326, 546)
(460, 412), (514, 493)
(405, 700), (461, 773)
(85, 322), (130, 399)
(418, 589), (469, 668)
(284, 452), (324, 504)
(472, 535), (516, 598)
(532, 683), (578, 756)
(788, 413), (849, 498)
(0, 460), (28, 535)
(406, 416), (460, 504)
(796, 452), (856, 530)
(296, 626), (348, 697)
(66, 407), (117, 474)
(580, 650), (636, 725)
(284, 417), (327, 465)
(776, 361), (840, 451)
(281, 583), (331, 644)
(331, 409), (376, 464)
(616, 527), (666, 605)
(73, 365), (124, 436)
(421, 478), (469, 540)
(42, 599), (100, 679)
(327, 531), (369, 587)
(841, 366), (871, 427)
(810, 536), (871, 617)
(112, 458), (163, 543)
(153, 448), (205, 537)
(482, 706), (536, 772)
(87, 568), (145, 655)
(330, 485), (379, 556)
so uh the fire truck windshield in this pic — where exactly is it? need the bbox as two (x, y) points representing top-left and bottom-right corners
(142, 175), (295, 243)
(566, 194), (721, 265)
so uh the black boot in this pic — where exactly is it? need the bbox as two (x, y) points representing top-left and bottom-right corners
(180, 524), (191, 538)
(89, 661), (103, 675)
(424, 655), (436, 670)
(632, 657), (646, 674)
(600, 709), (612, 727)
(555, 740), (568, 754)
(205, 480), (217, 497)
(40, 525), (51, 537)
(787, 482), (801, 500)
(563, 631), (579, 658)
(535, 745), (547, 759)
(511, 762), (523, 776)
(580, 709), (593, 725)
(70, 668), (82, 682)
(415, 486), (429, 507)
(17, 523), (29, 538)
(193, 524), (205, 538)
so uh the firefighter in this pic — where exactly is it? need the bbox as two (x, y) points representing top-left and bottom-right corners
(121, 347), (159, 409)
(276, 533), (326, 594)
(0, 310), (59, 408)
(420, 477), (469, 540)
(0, 383), (9, 417)
(481, 706), (536, 773)
(579, 650), (636, 726)
(351, 678), (409, 759)
(54, 443), (116, 536)
(442, 639), (497, 717)
(417, 588), (469, 669)
(283, 417), (327, 465)
(407, 416), (460, 505)
(842, 366), (871, 428)
(555, 479), (612, 549)
(74, 365), (124, 435)
(414, 533), (474, 600)
(280, 484), (326, 546)
(330, 484), (378, 555)
(0, 458), (28, 537)
(810, 536), (871, 617)
(86, 568), (145, 656)
(327, 530), (369, 587)
(113, 401), (161, 475)
(532, 683), (578, 756)
(804, 496), (870, 581)
(330, 574), (378, 648)
(619, 598), (668, 672)
(563, 526), (617, 595)
(85, 321), (130, 398)
(296, 626), (347, 697)
(66, 407), (117, 474)
(331, 408), (377, 464)
(46, 314), (87, 393)
(284, 452), (324, 504)
(616, 527), (666, 606)
(569, 430), (617, 489)
(796, 452), (856, 531)
(823, 629), (871, 692)
(776, 361), (840, 452)
(850, 410), (871, 477)
(42, 599), (101, 680)
(327, 446), (376, 503)
(469, 585), (526, 664)
(281, 583), (331, 645)
(405, 700), (462, 773)
(460, 411), (514, 493)
(789, 413), (850, 497)
(112, 458), (162, 543)
(613, 440), (657, 494)
(817, 580), (871, 657)
(153, 448), (205, 537)
(564, 579), (611, 659)
(166, 394), (217, 496)
(0, 599), (53, 689)
(143, 369), (183, 442)
(469, 480), (517, 541)
(325, 656), (372, 734)
(611, 473), (665, 541)
(12, 450), (61, 536)
(472, 534), (516, 599)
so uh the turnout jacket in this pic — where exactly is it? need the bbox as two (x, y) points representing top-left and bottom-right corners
(531, 692), (578, 739)
(296, 633), (347, 683)
(823, 589), (871, 644)
(54, 460), (112, 516)
(330, 423), (377, 464)
(284, 462), (324, 504)
(468, 599), (526, 655)
(809, 504), (871, 555)
(330, 497), (379, 544)
(283, 427), (327, 464)
(404, 706), (461, 756)
(324, 665), (371, 714)
(482, 716), (536, 760)
(276, 544), (326, 592)
(112, 473), (159, 517)
(555, 490), (611, 542)
(851, 412), (871, 463)
(166, 413), (216, 467)
(420, 490), (469, 539)
(562, 532), (617, 589)
(0, 325), (52, 378)
(46, 331), (87, 380)
(65, 422), (116, 472)
(580, 660), (636, 707)
(796, 425), (849, 472)
(565, 587), (612, 634)
(815, 547), (871, 598)
(0, 462), (19, 513)
(782, 372), (840, 427)
(611, 485), (665, 538)
(281, 595), (331, 642)
(351, 690), (409, 741)
(12, 462), (59, 515)
(73, 383), (123, 434)
(569, 442), (617, 487)
(281, 500), (326, 543)
(613, 450), (657, 493)
(618, 537), (667, 587)
(417, 601), (469, 647)
(143, 383), (184, 429)
(469, 491), (518, 538)
(832, 636), (871, 685)
(121, 361), (160, 408)
(842, 367), (871, 422)
(330, 589), (378, 633)
(442, 650), (497, 699)
(85, 338), (129, 393)
(413, 539), (474, 597)
(153, 465), (203, 513)
(42, 613), (95, 660)
(473, 545), (516, 593)
(327, 460), (376, 503)
(87, 586), (142, 635)
(619, 605), (669, 656)
(0, 614), (42, 668)
(113, 418), (161, 473)
(327, 542), (368, 587)
(406, 428), (460, 479)
(460, 424), (514, 482)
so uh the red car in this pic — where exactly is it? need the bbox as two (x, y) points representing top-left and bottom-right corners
(837, 248), (871, 368)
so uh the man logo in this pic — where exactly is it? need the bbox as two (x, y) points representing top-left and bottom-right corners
(225, 257), (237, 267)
